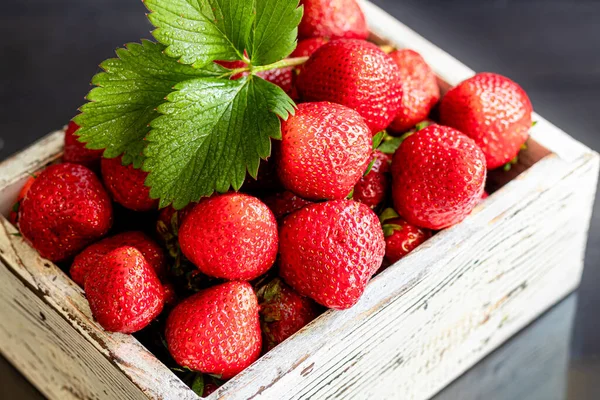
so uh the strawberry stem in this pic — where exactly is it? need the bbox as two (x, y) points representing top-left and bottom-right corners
(251, 56), (310, 73)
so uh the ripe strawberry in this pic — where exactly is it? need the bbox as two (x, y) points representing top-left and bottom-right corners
(257, 277), (321, 351)
(277, 102), (372, 200)
(63, 121), (103, 168)
(296, 39), (403, 134)
(388, 49), (440, 133)
(257, 67), (294, 95)
(9, 175), (36, 225)
(299, 0), (369, 40)
(179, 193), (278, 281)
(70, 231), (167, 287)
(391, 125), (487, 230)
(165, 281), (262, 379)
(353, 150), (391, 208)
(481, 191), (489, 201)
(162, 282), (178, 306)
(279, 200), (385, 309)
(439, 72), (533, 169)
(85, 246), (164, 333)
(380, 209), (431, 264)
(18, 163), (112, 262)
(101, 156), (158, 212)
(262, 191), (314, 220)
(292, 37), (329, 58)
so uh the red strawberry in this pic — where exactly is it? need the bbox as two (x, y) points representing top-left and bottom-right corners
(63, 121), (103, 168)
(85, 246), (164, 333)
(203, 382), (219, 397)
(9, 175), (36, 225)
(391, 125), (487, 230)
(262, 191), (314, 220)
(101, 156), (158, 212)
(299, 0), (369, 40)
(165, 281), (262, 379)
(70, 231), (166, 287)
(277, 102), (372, 200)
(18, 163), (112, 262)
(257, 68), (294, 95)
(380, 209), (431, 264)
(279, 200), (385, 309)
(179, 193), (278, 281)
(388, 49), (440, 133)
(296, 39), (403, 133)
(439, 72), (533, 169)
(257, 277), (321, 351)
(292, 37), (329, 58)
(353, 150), (391, 208)
(162, 282), (178, 306)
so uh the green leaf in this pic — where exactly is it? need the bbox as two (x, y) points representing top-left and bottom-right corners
(191, 374), (205, 397)
(378, 136), (403, 155)
(363, 158), (376, 176)
(249, 0), (303, 65)
(73, 40), (224, 167)
(144, 0), (253, 68)
(144, 75), (295, 209)
(372, 131), (386, 150)
(379, 207), (400, 223)
(145, 0), (302, 68)
(382, 223), (403, 237)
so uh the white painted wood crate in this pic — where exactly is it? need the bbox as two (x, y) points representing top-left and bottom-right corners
(0, 1), (597, 399)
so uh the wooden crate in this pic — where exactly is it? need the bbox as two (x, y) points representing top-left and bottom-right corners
(0, 1), (597, 399)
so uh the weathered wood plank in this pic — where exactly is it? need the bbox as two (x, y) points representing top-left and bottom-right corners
(0, 217), (197, 400)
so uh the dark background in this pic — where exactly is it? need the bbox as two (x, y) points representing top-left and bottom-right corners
(1, 0), (599, 398)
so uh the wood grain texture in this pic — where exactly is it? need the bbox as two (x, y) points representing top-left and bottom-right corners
(0, 216), (196, 400)
(0, 2), (597, 400)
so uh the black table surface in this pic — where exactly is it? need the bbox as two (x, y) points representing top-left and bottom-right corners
(1, 1), (599, 399)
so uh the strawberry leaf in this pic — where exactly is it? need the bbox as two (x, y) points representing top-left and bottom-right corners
(73, 40), (225, 168)
(145, 0), (302, 68)
(144, 75), (295, 209)
(249, 0), (303, 66)
(144, 0), (253, 68)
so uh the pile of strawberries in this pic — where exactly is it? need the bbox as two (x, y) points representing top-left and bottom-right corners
(10, 0), (533, 392)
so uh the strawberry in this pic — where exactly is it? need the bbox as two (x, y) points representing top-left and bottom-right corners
(388, 49), (440, 133)
(299, 0), (369, 40)
(256, 277), (321, 351)
(85, 246), (164, 333)
(277, 102), (372, 200)
(18, 163), (112, 262)
(162, 282), (178, 306)
(101, 156), (158, 212)
(279, 200), (385, 309)
(353, 150), (391, 208)
(262, 191), (314, 220)
(439, 72), (533, 169)
(481, 191), (489, 201)
(9, 175), (36, 225)
(292, 37), (329, 58)
(165, 281), (262, 379)
(257, 67), (294, 95)
(70, 231), (166, 287)
(380, 209), (431, 264)
(296, 39), (403, 134)
(63, 121), (103, 168)
(391, 125), (487, 230)
(179, 193), (278, 281)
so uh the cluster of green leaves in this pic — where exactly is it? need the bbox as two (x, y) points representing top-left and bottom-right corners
(74, 0), (303, 209)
